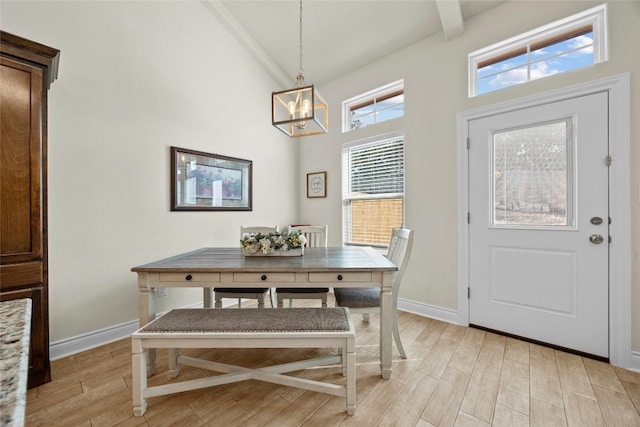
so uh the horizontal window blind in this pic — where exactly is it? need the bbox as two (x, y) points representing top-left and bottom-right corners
(342, 135), (404, 247)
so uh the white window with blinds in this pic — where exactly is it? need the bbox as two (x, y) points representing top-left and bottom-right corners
(342, 131), (405, 248)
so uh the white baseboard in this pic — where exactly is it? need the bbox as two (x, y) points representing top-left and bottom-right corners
(630, 351), (640, 373)
(50, 302), (203, 360)
(397, 297), (459, 325)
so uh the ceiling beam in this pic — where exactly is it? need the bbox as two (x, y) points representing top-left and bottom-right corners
(200, 0), (292, 89)
(435, 0), (464, 41)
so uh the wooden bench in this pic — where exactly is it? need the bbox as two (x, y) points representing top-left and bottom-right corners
(131, 307), (356, 416)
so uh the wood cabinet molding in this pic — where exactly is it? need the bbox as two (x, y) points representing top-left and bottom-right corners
(1, 30), (59, 387)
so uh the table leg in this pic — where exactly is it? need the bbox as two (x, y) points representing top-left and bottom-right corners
(137, 273), (156, 375)
(379, 271), (393, 379)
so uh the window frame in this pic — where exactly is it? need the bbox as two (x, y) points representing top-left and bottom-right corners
(342, 80), (404, 132)
(342, 131), (405, 248)
(469, 4), (607, 97)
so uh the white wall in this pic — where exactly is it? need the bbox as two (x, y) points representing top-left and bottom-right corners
(1, 1), (297, 342)
(299, 1), (640, 352)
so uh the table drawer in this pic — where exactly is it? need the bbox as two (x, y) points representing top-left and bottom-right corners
(233, 273), (295, 283)
(309, 272), (372, 283)
(159, 273), (220, 283)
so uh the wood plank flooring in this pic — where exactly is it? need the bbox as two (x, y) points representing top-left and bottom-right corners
(25, 296), (640, 426)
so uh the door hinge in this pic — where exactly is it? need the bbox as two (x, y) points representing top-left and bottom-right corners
(467, 137), (470, 150)
(609, 235), (612, 244)
(607, 155), (612, 166)
(467, 212), (470, 224)
(467, 287), (470, 299)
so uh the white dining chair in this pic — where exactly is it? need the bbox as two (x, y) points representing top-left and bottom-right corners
(213, 225), (279, 308)
(334, 228), (414, 358)
(276, 225), (329, 308)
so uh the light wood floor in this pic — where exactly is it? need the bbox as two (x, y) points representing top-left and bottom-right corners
(26, 297), (640, 426)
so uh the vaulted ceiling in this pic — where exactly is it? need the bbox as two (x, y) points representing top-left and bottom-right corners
(202, 0), (505, 88)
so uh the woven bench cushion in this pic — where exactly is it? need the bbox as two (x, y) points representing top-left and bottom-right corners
(140, 308), (350, 333)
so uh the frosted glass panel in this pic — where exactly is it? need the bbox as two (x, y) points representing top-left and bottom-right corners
(493, 120), (572, 227)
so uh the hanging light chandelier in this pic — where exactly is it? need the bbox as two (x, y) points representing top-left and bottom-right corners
(272, 0), (328, 137)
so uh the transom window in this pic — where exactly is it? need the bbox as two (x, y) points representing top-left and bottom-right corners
(469, 4), (607, 97)
(342, 80), (404, 132)
(342, 132), (404, 247)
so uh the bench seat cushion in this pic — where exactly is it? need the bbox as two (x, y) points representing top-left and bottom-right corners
(140, 308), (350, 333)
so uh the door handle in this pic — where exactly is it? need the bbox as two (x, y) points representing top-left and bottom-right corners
(589, 234), (604, 244)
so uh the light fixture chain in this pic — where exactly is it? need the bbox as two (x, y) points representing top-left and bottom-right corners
(298, 0), (304, 77)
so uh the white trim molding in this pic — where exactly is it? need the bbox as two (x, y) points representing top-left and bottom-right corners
(50, 302), (204, 360)
(397, 297), (458, 325)
(456, 73), (632, 369)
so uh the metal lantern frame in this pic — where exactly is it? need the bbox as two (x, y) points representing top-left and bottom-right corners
(272, 84), (328, 137)
(271, 0), (328, 138)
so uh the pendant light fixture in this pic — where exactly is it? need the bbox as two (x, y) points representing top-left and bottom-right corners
(272, 0), (328, 137)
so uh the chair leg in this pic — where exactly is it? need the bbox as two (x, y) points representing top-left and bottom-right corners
(269, 288), (276, 307)
(214, 295), (223, 309)
(362, 313), (370, 323)
(321, 294), (327, 308)
(392, 315), (407, 359)
(277, 294), (284, 308)
(257, 294), (265, 308)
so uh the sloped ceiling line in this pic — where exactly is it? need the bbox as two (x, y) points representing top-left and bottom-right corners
(202, 0), (465, 89)
(201, 0), (293, 89)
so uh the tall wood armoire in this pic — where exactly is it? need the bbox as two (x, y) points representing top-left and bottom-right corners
(1, 31), (59, 387)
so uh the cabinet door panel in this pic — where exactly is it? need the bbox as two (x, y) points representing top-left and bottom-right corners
(0, 58), (43, 263)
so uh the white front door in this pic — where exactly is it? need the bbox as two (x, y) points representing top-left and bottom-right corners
(468, 91), (609, 357)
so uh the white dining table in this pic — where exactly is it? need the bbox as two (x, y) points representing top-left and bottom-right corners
(132, 246), (397, 378)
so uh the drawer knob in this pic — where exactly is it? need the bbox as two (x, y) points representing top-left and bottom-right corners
(261, 275), (267, 281)
(337, 274), (343, 281)
(185, 274), (192, 281)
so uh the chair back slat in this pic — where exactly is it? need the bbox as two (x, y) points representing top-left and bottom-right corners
(287, 225), (328, 248)
(385, 228), (414, 295)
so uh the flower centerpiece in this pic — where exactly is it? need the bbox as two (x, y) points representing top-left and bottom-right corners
(241, 230), (307, 256)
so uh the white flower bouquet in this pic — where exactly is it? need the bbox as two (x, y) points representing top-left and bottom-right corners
(241, 230), (307, 256)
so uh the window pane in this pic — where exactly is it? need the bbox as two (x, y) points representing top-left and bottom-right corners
(376, 93), (403, 110)
(350, 110), (375, 130)
(478, 65), (528, 95)
(342, 81), (404, 132)
(531, 32), (593, 61)
(376, 104), (404, 123)
(493, 120), (571, 227)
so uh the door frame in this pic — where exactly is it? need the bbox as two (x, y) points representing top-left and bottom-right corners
(456, 73), (631, 368)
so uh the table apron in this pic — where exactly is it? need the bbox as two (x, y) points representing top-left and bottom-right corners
(142, 271), (384, 289)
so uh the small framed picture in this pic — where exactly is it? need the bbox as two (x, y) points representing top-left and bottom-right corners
(307, 171), (327, 198)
